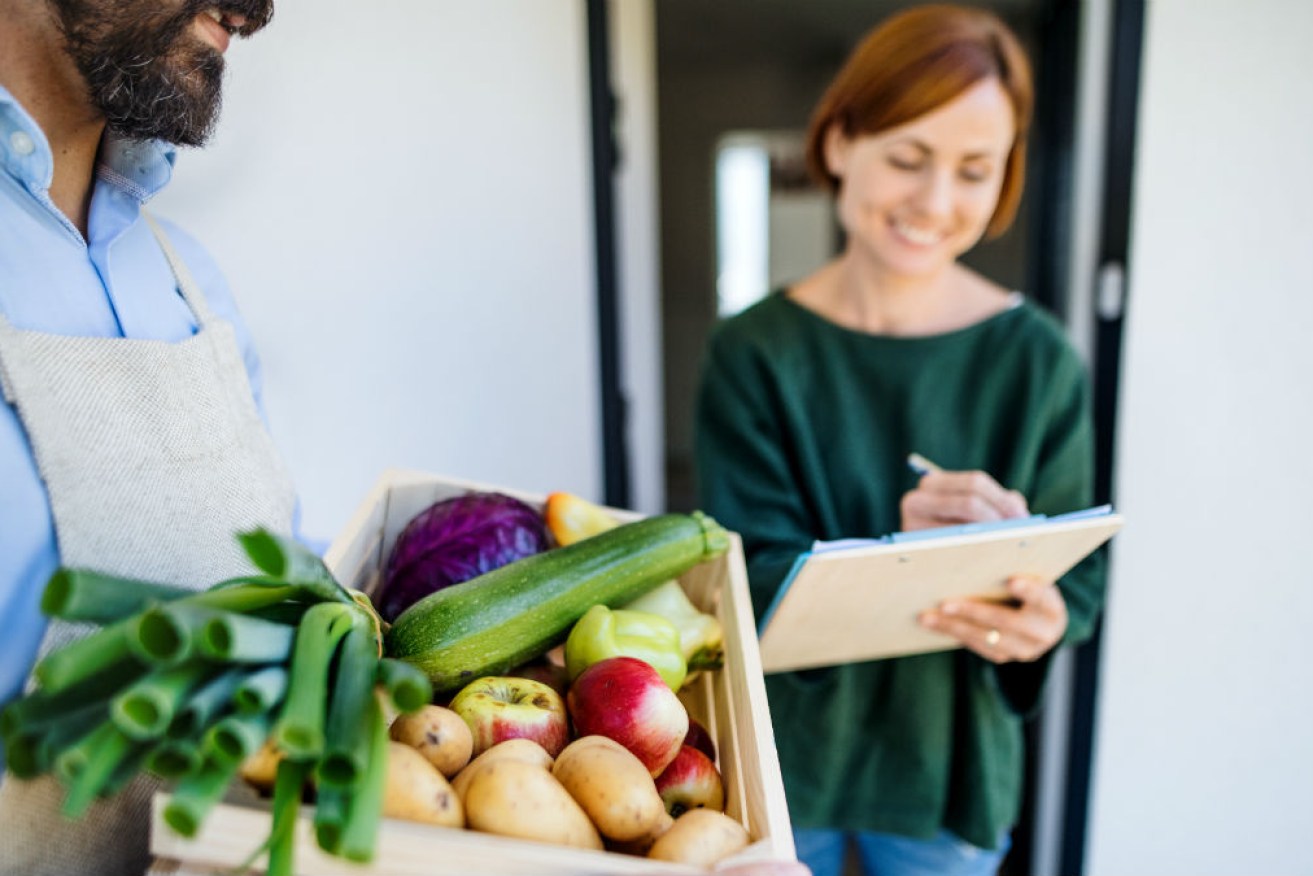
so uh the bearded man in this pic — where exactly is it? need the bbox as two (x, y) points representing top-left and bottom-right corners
(0, 2), (293, 873)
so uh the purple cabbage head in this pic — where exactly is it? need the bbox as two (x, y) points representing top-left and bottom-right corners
(377, 491), (549, 621)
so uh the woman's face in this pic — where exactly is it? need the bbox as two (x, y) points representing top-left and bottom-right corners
(826, 77), (1016, 280)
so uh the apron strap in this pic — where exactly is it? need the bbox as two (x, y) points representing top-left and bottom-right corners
(141, 211), (219, 328)
(0, 313), (17, 403)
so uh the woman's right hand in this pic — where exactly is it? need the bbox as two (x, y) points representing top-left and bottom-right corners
(899, 468), (1028, 531)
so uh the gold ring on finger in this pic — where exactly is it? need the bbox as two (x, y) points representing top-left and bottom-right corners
(985, 628), (1001, 648)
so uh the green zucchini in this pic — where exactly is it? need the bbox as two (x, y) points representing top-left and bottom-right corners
(384, 511), (729, 692)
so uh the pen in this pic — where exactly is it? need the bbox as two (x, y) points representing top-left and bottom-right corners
(906, 452), (942, 477)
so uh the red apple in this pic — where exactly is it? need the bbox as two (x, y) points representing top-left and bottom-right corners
(655, 744), (725, 816)
(683, 717), (717, 761)
(567, 656), (688, 776)
(449, 675), (569, 758)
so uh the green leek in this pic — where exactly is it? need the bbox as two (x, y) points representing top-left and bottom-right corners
(375, 658), (431, 714)
(272, 602), (355, 759)
(234, 666), (288, 715)
(162, 755), (241, 838)
(198, 611), (295, 663)
(111, 662), (212, 740)
(338, 693), (388, 863)
(318, 619), (378, 789)
(41, 568), (188, 624)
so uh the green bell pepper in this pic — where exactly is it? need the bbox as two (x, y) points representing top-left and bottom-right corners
(564, 605), (687, 690)
(622, 580), (724, 671)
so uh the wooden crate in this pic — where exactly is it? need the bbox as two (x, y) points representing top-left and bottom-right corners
(150, 469), (795, 875)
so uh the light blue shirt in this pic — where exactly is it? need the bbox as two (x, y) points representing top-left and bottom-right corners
(0, 84), (276, 711)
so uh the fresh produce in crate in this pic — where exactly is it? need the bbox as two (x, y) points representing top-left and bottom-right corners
(542, 491), (623, 546)
(567, 656), (689, 777)
(563, 604), (688, 690)
(0, 530), (430, 876)
(622, 579), (726, 672)
(3, 498), (746, 873)
(655, 744), (725, 817)
(448, 675), (570, 758)
(385, 511), (729, 693)
(387, 704), (472, 777)
(376, 491), (549, 622)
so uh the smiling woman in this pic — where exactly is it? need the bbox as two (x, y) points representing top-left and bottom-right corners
(693, 5), (1107, 876)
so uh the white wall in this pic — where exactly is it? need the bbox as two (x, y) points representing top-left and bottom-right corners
(1087, 3), (1313, 874)
(154, 0), (620, 542)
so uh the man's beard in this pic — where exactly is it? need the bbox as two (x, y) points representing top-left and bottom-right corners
(49, 0), (274, 146)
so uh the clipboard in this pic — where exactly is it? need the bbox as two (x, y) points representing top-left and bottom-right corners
(757, 507), (1123, 673)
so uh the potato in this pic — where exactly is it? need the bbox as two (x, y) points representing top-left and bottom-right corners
(389, 705), (473, 777)
(382, 741), (464, 829)
(553, 736), (666, 842)
(463, 759), (602, 850)
(647, 809), (750, 867)
(451, 738), (553, 800)
(238, 740), (283, 792)
(607, 810), (674, 857)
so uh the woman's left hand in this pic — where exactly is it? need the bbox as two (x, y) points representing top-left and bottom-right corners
(919, 576), (1068, 663)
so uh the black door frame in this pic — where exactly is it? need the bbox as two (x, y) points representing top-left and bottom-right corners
(1059, 0), (1144, 873)
(586, 0), (631, 509)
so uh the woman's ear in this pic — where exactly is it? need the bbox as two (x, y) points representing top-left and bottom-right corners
(823, 122), (851, 180)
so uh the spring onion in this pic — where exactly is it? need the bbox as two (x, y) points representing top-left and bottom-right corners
(375, 658), (432, 714)
(271, 602), (355, 759)
(318, 619), (378, 789)
(162, 755), (242, 838)
(233, 666), (288, 716)
(198, 611), (295, 663)
(338, 693), (388, 863)
(41, 568), (189, 624)
(111, 662), (212, 740)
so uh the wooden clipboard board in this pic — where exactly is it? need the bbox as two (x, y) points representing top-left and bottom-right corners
(758, 512), (1123, 673)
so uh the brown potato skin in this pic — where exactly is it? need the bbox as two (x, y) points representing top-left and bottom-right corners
(463, 759), (603, 850)
(382, 742), (464, 829)
(238, 741), (282, 792)
(450, 738), (553, 800)
(647, 809), (750, 867)
(553, 736), (667, 842)
(389, 705), (474, 777)
(606, 810), (674, 857)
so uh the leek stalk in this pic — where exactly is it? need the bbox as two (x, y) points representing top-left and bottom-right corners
(375, 658), (431, 714)
(41, 568), (188, 624)
(162, 755), (242, 838)
(271, 602), (355, 759)
(318, 619), (378, 788)
(338, 693), (388, 863)
(234, 666), (289, 715)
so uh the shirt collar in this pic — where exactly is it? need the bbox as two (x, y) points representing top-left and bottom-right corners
(0, 83), (176, 203)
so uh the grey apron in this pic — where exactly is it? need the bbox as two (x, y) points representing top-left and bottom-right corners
(0, 215), (297, 876)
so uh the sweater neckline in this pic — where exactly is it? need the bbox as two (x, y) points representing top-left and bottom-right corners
(775, 288), (1026, 344)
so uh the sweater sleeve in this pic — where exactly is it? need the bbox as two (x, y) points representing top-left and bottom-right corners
(994, 346), (1107, 715)
(694, 323), (814, 625)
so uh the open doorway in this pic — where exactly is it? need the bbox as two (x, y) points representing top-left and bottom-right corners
(652, 2), (1087, 874)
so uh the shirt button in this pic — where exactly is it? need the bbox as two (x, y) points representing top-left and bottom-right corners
(9, 130), (35, 156)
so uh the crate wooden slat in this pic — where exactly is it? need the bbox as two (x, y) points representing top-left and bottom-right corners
(151, 469), (794, 874)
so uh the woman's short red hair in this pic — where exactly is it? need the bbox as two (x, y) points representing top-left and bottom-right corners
(804, 3), (1034, 238)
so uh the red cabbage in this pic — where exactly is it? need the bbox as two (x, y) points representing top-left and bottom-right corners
(377, 491), (549, 621)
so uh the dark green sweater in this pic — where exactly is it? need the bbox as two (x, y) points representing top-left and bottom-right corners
(694, 292), (1105, 849)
